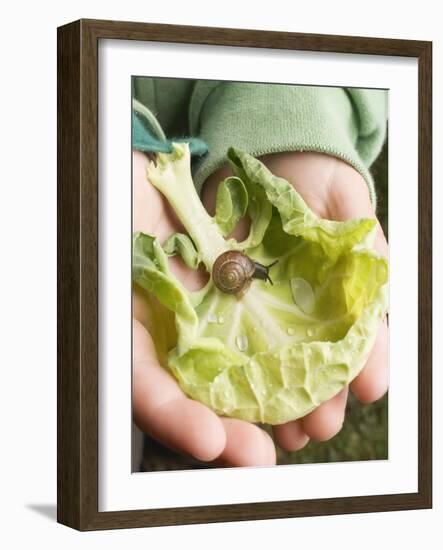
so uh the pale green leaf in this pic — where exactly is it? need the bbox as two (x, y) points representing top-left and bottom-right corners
(133, 144), (388, 424)
(215, 176), (248, 235)
(163, 233), (200, 269)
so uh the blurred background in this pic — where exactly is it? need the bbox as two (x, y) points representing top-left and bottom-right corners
(135, 137), (389, 471)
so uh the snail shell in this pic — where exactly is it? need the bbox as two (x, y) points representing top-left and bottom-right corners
(212, 251), (255, 296)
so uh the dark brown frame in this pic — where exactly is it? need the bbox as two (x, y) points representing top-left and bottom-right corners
(57, 18), (432, 531)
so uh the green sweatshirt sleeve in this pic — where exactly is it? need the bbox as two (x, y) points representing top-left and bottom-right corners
(188, 81), (388, 209)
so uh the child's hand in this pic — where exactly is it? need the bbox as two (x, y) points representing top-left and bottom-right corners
(132, 149), (388, 465)
(203, 151), (389, 451)
(133, 151), (276, 466)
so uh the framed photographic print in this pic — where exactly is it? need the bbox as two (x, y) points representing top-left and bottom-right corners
(57, 19), (432, 530)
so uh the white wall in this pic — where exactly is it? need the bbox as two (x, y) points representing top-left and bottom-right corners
(0, 1), (440, 547)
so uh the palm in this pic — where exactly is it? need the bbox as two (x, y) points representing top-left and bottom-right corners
(133, 150), (388, 465)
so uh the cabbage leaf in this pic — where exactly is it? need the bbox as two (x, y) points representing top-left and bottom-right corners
(133, 143), (388, 425)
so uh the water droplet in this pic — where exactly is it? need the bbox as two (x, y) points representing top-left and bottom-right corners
(207, 312), (217, 323)
(217, 315), (224, 324)
(290, 277), (315, 314)
(307, 328), (315, 337)
(287, 327), (296, 336)
(236, 334), (248, 352)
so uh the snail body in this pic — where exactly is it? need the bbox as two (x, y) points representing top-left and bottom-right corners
(212, 251), (277, 297)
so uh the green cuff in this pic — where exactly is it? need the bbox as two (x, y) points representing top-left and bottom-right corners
(133, 100), (208, 158)
(189, 82), (387, 210)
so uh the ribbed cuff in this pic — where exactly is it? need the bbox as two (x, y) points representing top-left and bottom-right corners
(190, 82), (380, 210)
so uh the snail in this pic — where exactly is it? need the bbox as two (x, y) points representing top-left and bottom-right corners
(212, 251), (278, 297)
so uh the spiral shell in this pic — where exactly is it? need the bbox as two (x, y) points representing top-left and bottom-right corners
(212, 251), (255, 295)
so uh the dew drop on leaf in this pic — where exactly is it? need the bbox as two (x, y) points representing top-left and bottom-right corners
(307, 328), (315, 337)
(218, 315), (224, 324)
(287, 327), (296, 335)
(290, 277), (315, 314)
(235, 334), (248, 352)
(208, 312), (218, 323)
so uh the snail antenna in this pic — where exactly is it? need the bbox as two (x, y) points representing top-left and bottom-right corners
(266, 259), (278, 284)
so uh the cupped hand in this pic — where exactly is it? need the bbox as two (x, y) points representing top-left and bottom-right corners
(133, 151), (276, 466)
(132, 149), (388, 466)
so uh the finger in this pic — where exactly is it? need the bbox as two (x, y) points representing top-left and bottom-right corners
(301, 387), (348, 441)
(373, 220), (389, 257)
(133, 319), (226, 462)
(133, 151), (164, 234)
(133, 150), (186, 240)
(350, 318), (389, 403)
(329, 172), (389, 403)
(273, 420), (310, 452)
(213, 418), (276, 467)
(133, 151), (209, 291)
(329, 170), (389, 403)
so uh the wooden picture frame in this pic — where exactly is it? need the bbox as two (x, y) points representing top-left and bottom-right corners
(57, 18), (432, 530)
